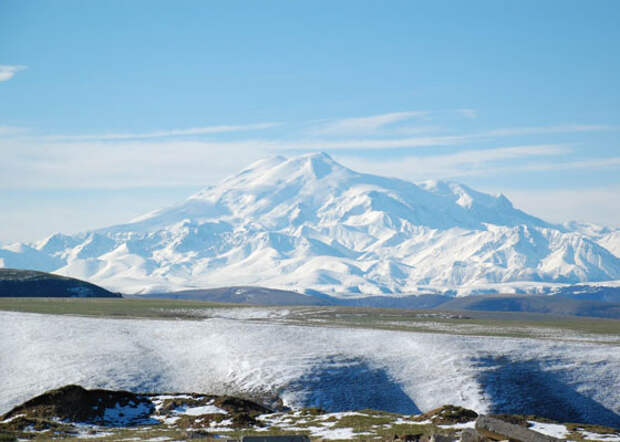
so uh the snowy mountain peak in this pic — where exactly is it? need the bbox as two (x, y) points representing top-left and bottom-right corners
(420, 180), (514, 211)
(232, 151), (347, 185)
(2, 153), (619, 295)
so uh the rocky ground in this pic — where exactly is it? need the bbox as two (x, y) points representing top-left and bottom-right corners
(1, 386), (619, 441)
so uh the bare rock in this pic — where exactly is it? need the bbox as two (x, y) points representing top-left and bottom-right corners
(475, 416), (561, 442)
(460, 428), (490, 442)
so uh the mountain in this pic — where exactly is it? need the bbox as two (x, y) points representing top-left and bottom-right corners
(1, 152), (619, 296)
(563, 221), (620, 258)
(0, 268), (120, 298)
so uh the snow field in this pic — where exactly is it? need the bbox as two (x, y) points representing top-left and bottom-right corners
(1, 310), (619, 428)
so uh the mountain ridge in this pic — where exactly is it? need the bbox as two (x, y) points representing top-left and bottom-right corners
(1, 152), (619, 296)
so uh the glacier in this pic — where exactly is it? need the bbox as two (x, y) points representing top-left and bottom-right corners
(1, 152), (619, 296)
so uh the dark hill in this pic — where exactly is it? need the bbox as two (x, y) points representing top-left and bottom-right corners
(141, 286), (450, 308)
(0, 268), (120, 298)
(142, 286), (620, 318)
(143, 286), (333, 305)
(436, 293), (620, 319)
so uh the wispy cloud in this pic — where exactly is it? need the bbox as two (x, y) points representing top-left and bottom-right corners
(339, 144), (573, 180)
(2, 111), (617, 192)
(311, 111), (429, 135)
(301, 121), (615, 150)
(313, 109), (483, 136)
(0, 65), (27, 82)
(481, 124), (614, 137)
(269, 122), (614, 151)
(515, 156), (620, 172)
(11, 122), (611, 151)
(0, 138), (268, 189)
(44, 122), (280, 141)
(8, 113), (614, 152)
(276, 134), (470, 150)
(2, 108), (618, 239)
(0, 138), (573, 190)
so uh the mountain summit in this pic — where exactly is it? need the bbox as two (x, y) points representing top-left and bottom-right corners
(2, 153), (619, 295)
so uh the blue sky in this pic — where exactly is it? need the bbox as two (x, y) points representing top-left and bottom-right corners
(1, 0), (619, 242)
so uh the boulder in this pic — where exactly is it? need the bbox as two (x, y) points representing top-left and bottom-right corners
(475, 416), (561, 442)
(460, 428), (489, 442)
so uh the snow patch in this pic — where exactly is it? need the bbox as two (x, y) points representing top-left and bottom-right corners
(527, 421), (569, 439)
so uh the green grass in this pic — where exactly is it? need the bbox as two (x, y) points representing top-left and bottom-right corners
(330, 414), (397, 429)
(0, 297), (238, 319)
(1, 297), (618, 339)
(286, 306), (620, 338)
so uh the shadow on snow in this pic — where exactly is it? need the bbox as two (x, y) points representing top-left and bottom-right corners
(476, 357), (620, 428)
(283, 357), (420, 414)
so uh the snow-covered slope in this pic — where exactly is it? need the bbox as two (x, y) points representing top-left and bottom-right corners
(2, 311), (619, 426)
(2, 152), (620, 295)
(563, 221), (620, 259)
(599, 232), (620, 258)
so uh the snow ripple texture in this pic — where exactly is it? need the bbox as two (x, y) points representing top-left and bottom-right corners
(1, 311), (618, 427)
(1, 152), (619, 295)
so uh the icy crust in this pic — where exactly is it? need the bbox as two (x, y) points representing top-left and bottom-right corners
(2, 153), (620, 295)
(1, 311), (619, 429)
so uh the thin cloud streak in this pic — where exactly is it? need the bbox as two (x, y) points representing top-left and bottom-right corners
(280, 135), (471, 150)
(1, 112), (617, 191)
(303, 123), (613, 151)
(517, 156), (620, 172)
(338, 145), (574, 180)
(480, 124), (614, 137)
(5, 113), (614, 151)
(342, 151), (620, 183)
(311, 111), (429, 135)
(269, 122), (615, 151)
(48, 122), (617, 146)
(0, 139), (573, 190)
(41, 122), (281, 141)
(0, 138), (268, 189)
(0, 65), (27, 82)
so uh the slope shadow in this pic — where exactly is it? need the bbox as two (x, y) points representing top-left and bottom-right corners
(476, 357), (620, 428)
(283, 358), (420, 414)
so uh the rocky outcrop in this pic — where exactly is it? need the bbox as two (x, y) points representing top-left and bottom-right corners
(415, 405), (479, 425)
(470, 415), (561, 442)
(1, 385), (152, 425)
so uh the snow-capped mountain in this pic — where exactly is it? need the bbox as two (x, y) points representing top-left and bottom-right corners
(562, 221), (620, 258)
(2, 152), (619, 295)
